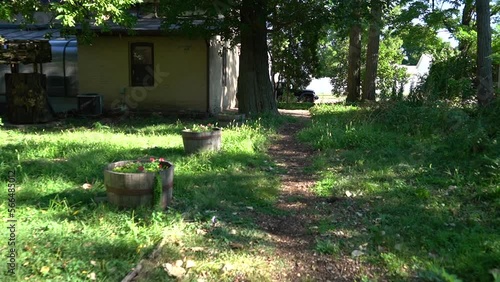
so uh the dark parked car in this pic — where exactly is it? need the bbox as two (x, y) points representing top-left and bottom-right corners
(294, 89), (319, 103)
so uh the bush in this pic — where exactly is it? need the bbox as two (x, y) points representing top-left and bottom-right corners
(410, 54), (476, 104)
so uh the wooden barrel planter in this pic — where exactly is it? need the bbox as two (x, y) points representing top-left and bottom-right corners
(103, 160), (174, 209)
(181, 128), (221, 154)
(216, 113), (245, 127)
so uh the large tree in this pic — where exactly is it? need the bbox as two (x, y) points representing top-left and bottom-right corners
(346, 22), (362, 102)
(161, 0), (331, 114)
(161, 0), (279, 115)
(362, 0), (383, 101)
(236, 0), (276, 114)
(345, 0), (363, 103)
(476, 0), (495, 106)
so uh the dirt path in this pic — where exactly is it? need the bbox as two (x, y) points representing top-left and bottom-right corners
(260, 109), (367, 281)
(127, 109), (377, 281)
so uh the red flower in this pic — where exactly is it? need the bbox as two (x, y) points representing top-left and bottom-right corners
(149, 157), (155, 162)
(138, 166), (144, 172)
(159, 158), (165, 162)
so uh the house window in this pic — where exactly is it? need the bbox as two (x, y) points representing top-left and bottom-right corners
(222, 48), (227, 86)
(130, 43), (154, 86)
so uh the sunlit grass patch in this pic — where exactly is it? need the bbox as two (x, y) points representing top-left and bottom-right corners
(136, 217), (279, 281)
(0, 115), (286, 281)
(300, 102), (500, 281)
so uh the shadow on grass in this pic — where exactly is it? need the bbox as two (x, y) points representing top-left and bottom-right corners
(2, 116), (202, 136)
(301, 103), (500, 281)
(0, 113), (297, 280)
(0, 142), (281, 280)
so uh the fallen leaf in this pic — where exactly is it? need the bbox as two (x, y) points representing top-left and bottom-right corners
(163, 263), (186, 278)
(185, 260), (196, 269)
(175, 260), (184, 267)
(351, 250), (364, 257)
(229, 242), (244, 249)
(221, 263), (234, 273)
(359, 243), (368, 250)
(40, 266), (50, 275)
(333, 230), (345, 236)
(246, 206), (254, 210)
(345, 190), (353, 197)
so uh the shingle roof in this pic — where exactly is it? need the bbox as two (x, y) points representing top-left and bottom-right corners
(0, 18), (206, 40)
(0, 26), (68, 40)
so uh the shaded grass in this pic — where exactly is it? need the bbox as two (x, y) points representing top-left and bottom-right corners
(0, 115), (291, 281)
(299, 101), (500, 281)
(278, 102), (315, 110)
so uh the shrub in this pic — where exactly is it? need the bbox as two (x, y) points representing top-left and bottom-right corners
(409, 54), (476, 103)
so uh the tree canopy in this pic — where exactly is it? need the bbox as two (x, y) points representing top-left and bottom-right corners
(0, 0), (139, 28)
(1, 0), (497, 109)
(317, 0), (497, 105)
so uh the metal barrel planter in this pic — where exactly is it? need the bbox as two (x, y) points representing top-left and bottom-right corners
(103, 160), (174, 209)
(181, 128), (221, 154)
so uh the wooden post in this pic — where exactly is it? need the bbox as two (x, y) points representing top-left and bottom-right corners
(10, 63), (19, 74)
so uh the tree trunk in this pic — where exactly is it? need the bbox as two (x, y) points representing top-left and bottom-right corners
(458, 0), (475, 53)
(346, 23), (362, 103)
(237, 0), (278, 115)
(362, 0), (382, 101)
(476, 0), (494, 107)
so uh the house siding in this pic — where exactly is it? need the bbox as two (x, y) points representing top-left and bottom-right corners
(78, 36), (208, 112)
(208, 37), (239, 114)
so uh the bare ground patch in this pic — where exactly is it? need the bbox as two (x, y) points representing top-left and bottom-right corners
(259, 110), (380, 281)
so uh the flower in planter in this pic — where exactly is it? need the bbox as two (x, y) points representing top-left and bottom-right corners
(183, 123), (219, 133)
(112, 157), (169, 173)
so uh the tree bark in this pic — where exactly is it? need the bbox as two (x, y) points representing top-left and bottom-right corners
(458, 0), (475, 53)
(346, 22), (362, 103)
(362, 0), (382, 101)
(476, 0), (494, 107)
(237, 0), (278, 115)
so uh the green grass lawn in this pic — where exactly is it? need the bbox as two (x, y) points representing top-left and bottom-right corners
(299, 101), (500, 281)
(1, 100), (499, 281)
(0, 116), (290, 281)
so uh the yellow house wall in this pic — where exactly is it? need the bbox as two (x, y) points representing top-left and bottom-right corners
(78, 36), (208, 112)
